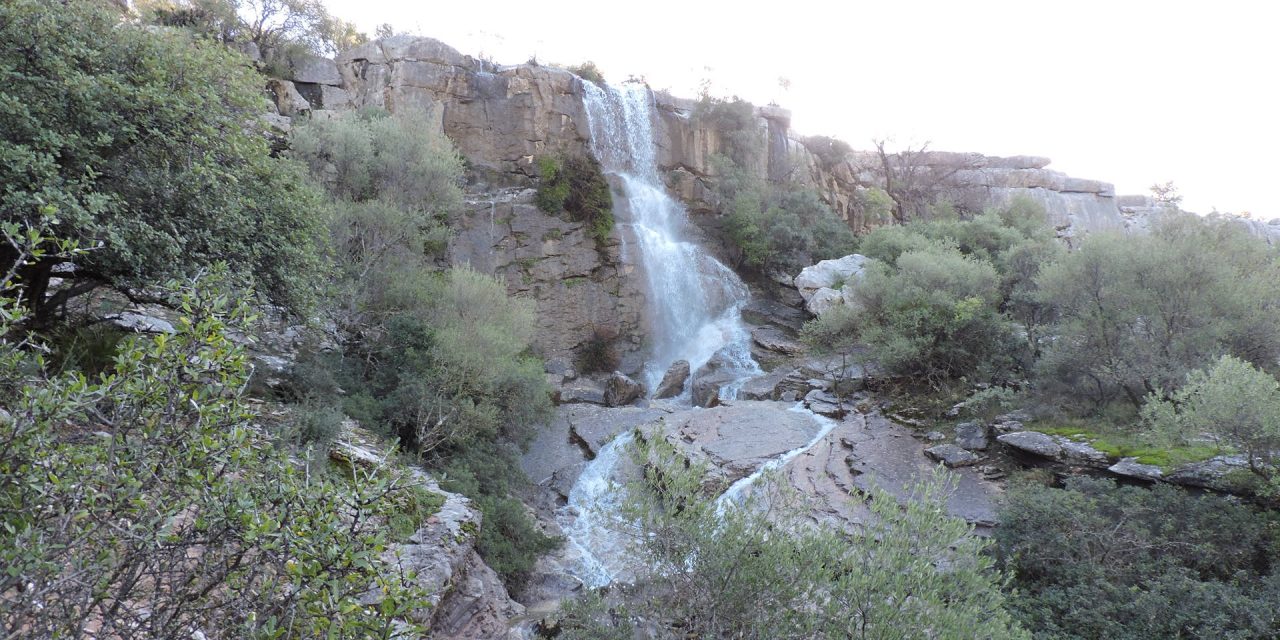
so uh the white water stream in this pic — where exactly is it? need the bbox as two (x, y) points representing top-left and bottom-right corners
(557, 82), (816, 587)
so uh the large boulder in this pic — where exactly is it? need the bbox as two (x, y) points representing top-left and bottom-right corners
(996, 431), (1062, 458)
(689, 352), (741, 408)
(654, 360), (691, 399)
(793, 254), (868, 304)
(924, 444), (979, 468)
(954, 422), (989, 451)
(603, 372), (644, 407)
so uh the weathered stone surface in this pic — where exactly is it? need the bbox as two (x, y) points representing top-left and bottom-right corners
(751, 326), (804, 355)
(738, 368), (791, 401)
(1059, 439), (1109, 464)
(640, 402), (822, 488)
(804, 388), (849, 419)
(448, 190), (645, 372)
(267, 79), (310, 116)
(107, 310), (176, 334)
(805, 287), (846, 317)
(997, 431), (1063, 458)
(603, 372), (644, 407)
(1108, 457), (1164, 482)
(925, 444), (979, 468)
(654, 360), (690, 399)
(1165, 455), (1253, 490)
(794, 254), (867, 303)
(288, 53), (342, 85)
(690, 352), (739, 408)
(557, 379), (606, 406)
(954, 421), (989, 451)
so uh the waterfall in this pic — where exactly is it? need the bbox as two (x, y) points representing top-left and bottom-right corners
(558, 81), (765, 587)
(580, 82), (760, 393)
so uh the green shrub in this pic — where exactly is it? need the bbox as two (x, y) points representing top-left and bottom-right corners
(1142, 355), (1280, 492)
(1035, 212), (1280, 409)
(535, 154), (614, 246)
(578, 324), (622, 374)
(0, 271), (431, 638)
(852, 244), (1015, 383)
(694, 97), (763, 167)
(566, 61), (606, 86)
(1, 0), (327, 318)
(996, 477), (1280, 639)
(619, 433), (1028, 639)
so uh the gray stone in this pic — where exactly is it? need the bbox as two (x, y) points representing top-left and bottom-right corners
(738, 368), (790, 401)
(923, 431), (946, 442)
(107, 311), (175, 334)
(751, 326), (804, 355)
(997, 431), (1063, 458)
(806, 287), (846, 317)
(640, 402), (822, 487)
(925, 444), (979, 468)
(1165, 455), (1252, 490)
(267, 79), (310, 116)
(557, 379), (606, 405)
(1108, 457), (1164, 482)
(603, 372), (644, 407)
(654, 360), (690, 399)
(954, 421), (989, 451)
(804, 388), (849, 419)
(794, 254), (868, 303)
(289, 53), (342, 85)
(690, 353), (739, 408)
(1059, 439), (1109, 464)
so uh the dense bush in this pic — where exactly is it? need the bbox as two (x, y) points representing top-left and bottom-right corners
(0, 252), (430, 637)
(997, 477), (1280, 639)
(1143, 355), (1280, 494)
(853, 243), (1017, 383)
(603, 433), (1028, 639)
(566, 61), (606, 86)
(717, 157), (856, 273)
(0, 0), (326, 319)
(1035, 212), (1280, 408)
(694, 97), (763, 167)
(535, 154), (614, 246)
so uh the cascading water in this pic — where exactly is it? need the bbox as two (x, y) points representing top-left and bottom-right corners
(558, 81), (767, 586)
(580, 82), (760, 392)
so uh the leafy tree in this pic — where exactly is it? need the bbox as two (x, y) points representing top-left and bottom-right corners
(0, 236), (431, 637)
(0, 0), (325, 321)
(607, 433), (1029, 639)
(1142, 355), (1280, 494)
(1034, 212), (1280, 408)
(997, 477), (1280, 639)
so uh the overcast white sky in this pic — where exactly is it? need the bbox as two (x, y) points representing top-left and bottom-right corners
(323, 0), (1278, 217)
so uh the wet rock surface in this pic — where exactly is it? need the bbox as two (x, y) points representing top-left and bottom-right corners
(653, 360), (690, 399)
(603, 372), (644, 407)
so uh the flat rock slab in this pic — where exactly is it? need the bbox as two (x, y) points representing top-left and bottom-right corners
(642, 401), (822, 486)
(925, 444), (980, 468)
(520, 404), (670, 490)
(839, 413), (1000, 527)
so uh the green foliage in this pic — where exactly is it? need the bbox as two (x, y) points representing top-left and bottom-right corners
(551, 591), (634, 640)
(0, 0), (326, 317)
(1035, 212), (1280, 408)
(1142, 355), (1280, 491)
(852, 244), (1015, 383)
(997, 477), (1280, 639)
(566, 61), (606, 86)
(614, 433), (1028, 639)
(534, 154), (614, 246)
(694, 97), (763, 167)
(717, 156), (856, 273)
(0, 269), (431, 638)
(800, 135), (852, 169)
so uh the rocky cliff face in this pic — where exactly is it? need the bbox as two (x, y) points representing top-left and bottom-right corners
(270, 34), (1276, 368)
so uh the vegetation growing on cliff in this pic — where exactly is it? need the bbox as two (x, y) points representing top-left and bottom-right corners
(535, 154), (615, 246)
(0, 241), (430, 637)
(290, 108), (558, 586)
